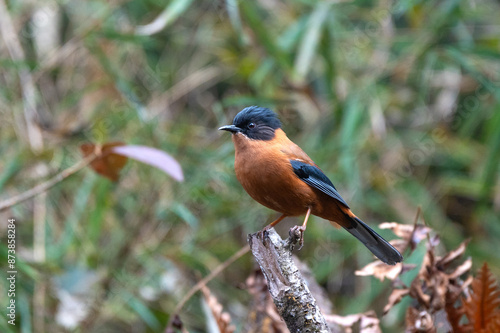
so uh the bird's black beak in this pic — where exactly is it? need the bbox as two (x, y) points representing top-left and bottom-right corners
(218, 125), (241, 133)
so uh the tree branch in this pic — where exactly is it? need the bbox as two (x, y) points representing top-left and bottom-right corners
(248, 228), (333, 332)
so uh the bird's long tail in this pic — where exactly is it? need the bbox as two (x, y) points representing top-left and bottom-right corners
(337, 209), (403, 265)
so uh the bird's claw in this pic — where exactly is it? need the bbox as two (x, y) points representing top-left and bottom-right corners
(289, 225), (306, 251)
(258, 228), (270, 246)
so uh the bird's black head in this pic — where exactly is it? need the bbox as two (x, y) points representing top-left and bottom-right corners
(218, 106), (282, 141)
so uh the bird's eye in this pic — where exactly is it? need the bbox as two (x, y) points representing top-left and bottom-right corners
(248, 123), (256, 129)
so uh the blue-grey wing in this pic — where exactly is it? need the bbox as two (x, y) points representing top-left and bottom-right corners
(290, 160), (349, 208)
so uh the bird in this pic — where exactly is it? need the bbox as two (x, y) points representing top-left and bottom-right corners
(219, 106), (403, 265)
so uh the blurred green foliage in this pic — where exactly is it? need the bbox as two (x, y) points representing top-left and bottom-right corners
(1, 0), (499, 331)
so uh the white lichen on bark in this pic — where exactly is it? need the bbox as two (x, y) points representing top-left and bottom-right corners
(248, 228), (331, 333)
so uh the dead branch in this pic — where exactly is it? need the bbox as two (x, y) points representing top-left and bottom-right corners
(248, 228), (335, 333)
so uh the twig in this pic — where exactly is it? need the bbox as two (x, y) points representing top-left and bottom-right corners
(173, 244), (250, 315)
(248, 228), (331, 332)
(0, 153), (97, 212)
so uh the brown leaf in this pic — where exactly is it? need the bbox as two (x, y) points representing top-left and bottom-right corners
(325, 311), (381, 333)
(410, 277), (431, 308)
(201, 286), (235, 333)
(418, 247), (436, 283)
(356, 260), (416, 283)
(379, 221), (431, 251)
(445, 289), (471, 333)
(452, 275), (474, 302)
(437, 240), (470, 268)
(245, 269), (287, 333)
(80, 142), (128, 181)
(359, 310), (382, 333)
(388, 239), (408, 254)
(384, 288), (410, 315)
(409, 224), (432, 250)
(430, 271), (449, 310)
(325, 313), (360, 327)
(411, 246), (449, 310)
(481, 318), (500, 333)
(463, 263), (500, 332)
(405, 308), (436, 333)
(355, 261), (403, 281)
(379, 222), (414, 239)
(362, 220), (478, 332)
(428, 234), (441, 248)
(447, 258), (472, 280)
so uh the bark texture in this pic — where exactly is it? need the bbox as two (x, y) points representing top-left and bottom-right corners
(248, 227), (331, 333)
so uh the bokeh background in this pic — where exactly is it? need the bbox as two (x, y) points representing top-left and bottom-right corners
(1, 0), (499, 331)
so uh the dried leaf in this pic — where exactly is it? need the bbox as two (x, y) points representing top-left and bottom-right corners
(379, 221), (431, 251)
(463, 263), (500, 332)
(245, 269), (287, 333)
(428, 234), (441, 248)
(80, 142), (127, 181)
(355, 261), (402, 281)
(411, 246), (449, 310)
(454, 275), (474, 302)
(325, 311), (381, 333)
(389, 239), (408, 254)
(201, 286), (235, 333)
(380, 221), (431, 243)
(445, 290), (471, 333)
(481, 319), (500, 333)
(437, 240), (470, 268)
(379, 222), (414, 238)
(384, 288), (410, 315)
(418, 247), (436, 282)
(358, 219), (479, 332)
(410, 277), (431, 308)
(410, 225), (432, 249)
(405, 308), (436, 333)
(111, 145), (183, 182)
(447, 258), (472, 280)
(359, 311), (382, 333)
(325, 313), (360, 327)
(430, 271), (449, 310)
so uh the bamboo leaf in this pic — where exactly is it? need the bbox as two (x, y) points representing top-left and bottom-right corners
(135, 0), (194, 36)
(294, 1), (331, 81)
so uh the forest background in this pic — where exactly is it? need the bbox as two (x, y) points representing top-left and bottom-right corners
(1, 0), (500, 332)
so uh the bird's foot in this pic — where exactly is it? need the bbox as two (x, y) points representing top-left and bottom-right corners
(258, 228), (270, 246)
(289, 225), (306, 251)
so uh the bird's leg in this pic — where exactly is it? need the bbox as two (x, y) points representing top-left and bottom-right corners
(264, 214), (287, 230)
(290, 207), (312, 250)
(259, 214), (287, 245)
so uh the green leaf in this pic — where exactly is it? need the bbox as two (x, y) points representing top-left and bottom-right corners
(125, 293), (161, 330)
(49, 173), (97, 260)
(294, 1), (331, 81)
(480, 107), (500, 204)
(171, 202), (199, 229)
(135, 0), (194, 36)
(239, 1), (292, 73)
(0, 154), (22, 192)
